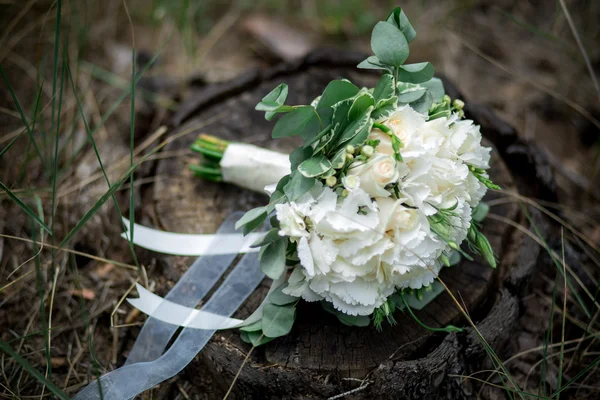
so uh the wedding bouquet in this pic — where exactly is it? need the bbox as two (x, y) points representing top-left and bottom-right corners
(190, 8), (498, 343)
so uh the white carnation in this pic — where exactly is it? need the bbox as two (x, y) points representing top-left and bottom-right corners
(277, 103), (493, 317)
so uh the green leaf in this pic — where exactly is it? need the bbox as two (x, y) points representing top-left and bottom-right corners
(289, 146), (313, 170)
(373, 74), (395, 102)
(251, 228), (281, 248)
(260, 239), (287, 279)
(404, 281), (445, 310)
(348, 91), (375, 120)
(267, 190), (286, 213)
(331, 148), (347, 169)
(449, 250), (462, 266)
(272, 106), (320, 140)
(346, 118), (374, 148)
(262, 303), (296, 338)
(235, 206), (268, 231)
(316, 80), (360, 124)
(256, 83), (288, 111)
(422, 77), (445, 103)
(386, 7), (416, 42)
(330, 98), (353, 135)
(476, 231), (497, 268)
(372, 96), (398, 121)
(472, 202), (490, 223)
(335, 106), (373, 148)
(298, 155), (332, 178)
(240, 320), (262, 333)
(371, 21), (409, 67)
(265, 105), (295, 121)
(357, 56), (391, 71)
(240, 330), (274, 346)
(408, 91), (433, 114)
(283, 171), (315, 201)
(321, 302), (370, 327)
(269, 285), (298, 306)
(397, 62), (435, 84)
(397, 88), (427, 103)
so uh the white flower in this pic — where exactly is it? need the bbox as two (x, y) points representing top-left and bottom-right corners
(275, 102), (494, 317)
(348, 153), (400, 198)
(275, 203), (309, 240)
(342, 175), (360, 191)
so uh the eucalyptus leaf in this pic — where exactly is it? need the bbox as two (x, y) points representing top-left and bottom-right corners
(256, 83), (288, 111)
(371, 21), (409, 67)
(472, 202), (490, 223)
(404, 281), (445, 310)
(321, 301), (370, 327)
(262, 303), (296, 338)
(260, 239), (287, 280)
(267, 190), (286, 213)
(408, 91), (433, 114)
(421, 77), (445, 103)
(240, 320), (263, 333)
(357, 55), (390, 71)
(397, 62), (434, 84)
(449, 250), (462, 266)
(386, 7), (416, 43)
(269, 285), (298, 306)
(317, 80), (360, 124)
(298, 156), (332, 178)
(272, 106), (320, 140)
(235, 206), (268, 231)
(251, 228), (281, 248)
(283, 171), (315, 201)
(289, 146), (313, 170)
(241, 330), (274, 346)
(373, 74), (395, 103)
(397, 88), (427, 103)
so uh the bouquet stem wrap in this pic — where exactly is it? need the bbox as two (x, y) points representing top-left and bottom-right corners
(221, 143), (290, 193)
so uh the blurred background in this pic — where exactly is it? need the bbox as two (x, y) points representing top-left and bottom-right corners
(1, 0), (600, 398)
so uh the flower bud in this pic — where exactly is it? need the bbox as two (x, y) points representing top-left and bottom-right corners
(457, 110), (465, 118)
(346, 144), (355, 154)
(346, 153), (354, 162)
(439, 253), (450, 267)
(443, 94), (451, 104)
(452, 99), (465, 110)
(361, 145), (374, 157)
(325, 176), (337, 187)
(448, 241), (459, 250)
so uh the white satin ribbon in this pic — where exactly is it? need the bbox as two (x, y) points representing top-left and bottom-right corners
(127, 284), (245, 330)
(121, 217), (263, 256)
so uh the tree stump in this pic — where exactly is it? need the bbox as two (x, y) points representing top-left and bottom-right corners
(146, 50), (553, 399)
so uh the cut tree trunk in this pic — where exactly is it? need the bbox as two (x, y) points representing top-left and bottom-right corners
(145, 49), (554, 399)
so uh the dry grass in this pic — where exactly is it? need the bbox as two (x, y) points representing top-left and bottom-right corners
(1, 0), (599, 398)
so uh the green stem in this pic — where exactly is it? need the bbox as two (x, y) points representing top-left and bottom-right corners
(372, 122), (392, 135)
(401, 293), (463, 333)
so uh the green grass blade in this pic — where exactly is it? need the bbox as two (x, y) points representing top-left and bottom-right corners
(64, 55), (140, 267)
(0, 181), (51, 233)
(49, 0), (62, 170)
(58, 34), (171, 176)
(0, 64), (46, 165)
(0, 339), (69, 400)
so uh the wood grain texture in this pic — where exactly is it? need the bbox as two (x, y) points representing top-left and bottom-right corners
(145, 50), (552, 399)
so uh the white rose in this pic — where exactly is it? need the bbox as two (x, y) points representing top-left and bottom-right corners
(367, 129), (394, 156)
(348, 154), (399, 198)
(275, 203), (309, 240)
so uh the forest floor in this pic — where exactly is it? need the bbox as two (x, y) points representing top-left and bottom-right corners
(1, 0), (600, 398)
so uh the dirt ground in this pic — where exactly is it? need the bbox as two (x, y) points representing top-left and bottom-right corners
(1, 0), (600, 398)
